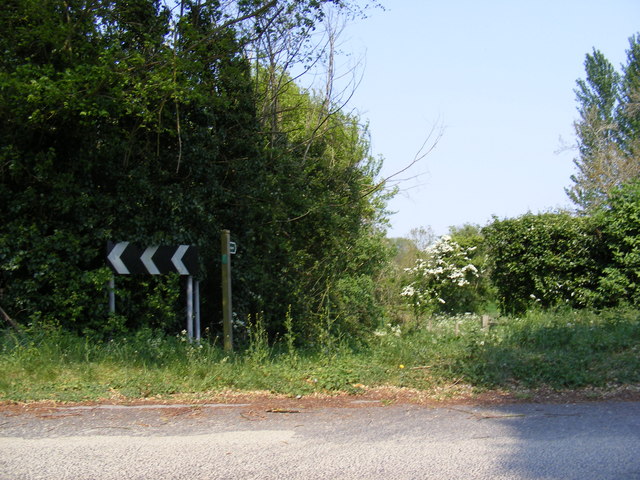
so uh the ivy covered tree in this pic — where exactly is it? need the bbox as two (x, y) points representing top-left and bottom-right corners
(0, 0), (263, 333)
(0, 0), (390, 340)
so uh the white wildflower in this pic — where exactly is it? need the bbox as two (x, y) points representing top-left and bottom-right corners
(400, 285), (416, 297)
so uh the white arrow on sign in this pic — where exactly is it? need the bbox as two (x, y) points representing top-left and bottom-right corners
(107, 242), (130, 274)
(171, 245), (190, 275)
(141, 246), (161, 275)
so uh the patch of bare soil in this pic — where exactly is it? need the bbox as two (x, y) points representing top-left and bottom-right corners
(2, 383), (640, 416)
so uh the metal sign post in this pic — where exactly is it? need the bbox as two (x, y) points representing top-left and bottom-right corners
(221, 230), (233, 352)
(106, 241), (200, 341)
(108, 276), (116, 314)
(195, 280), (201, 341)
(187, 275), (194, 340)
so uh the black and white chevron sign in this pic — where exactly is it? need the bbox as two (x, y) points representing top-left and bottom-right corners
(106, 241), (198, 275)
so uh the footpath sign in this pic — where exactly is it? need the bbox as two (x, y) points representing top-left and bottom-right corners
(106, 241), (200, 341)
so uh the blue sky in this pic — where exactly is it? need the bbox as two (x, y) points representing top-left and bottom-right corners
(331, 1), (640, 238)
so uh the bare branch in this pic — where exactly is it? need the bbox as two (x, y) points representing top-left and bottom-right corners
(377, 121), (444, 189)
(0, 305), (23, 334)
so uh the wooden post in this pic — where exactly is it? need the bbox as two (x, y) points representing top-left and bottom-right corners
(221, 230), (233, 352)
(482, 315), (491, 330)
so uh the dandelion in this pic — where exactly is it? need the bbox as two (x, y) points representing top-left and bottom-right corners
(399, 364), (405, 369)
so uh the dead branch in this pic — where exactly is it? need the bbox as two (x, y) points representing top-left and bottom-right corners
(0, 305), (23, 334)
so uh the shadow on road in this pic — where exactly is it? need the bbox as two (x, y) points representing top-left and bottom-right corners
(478, 401), (640, 479)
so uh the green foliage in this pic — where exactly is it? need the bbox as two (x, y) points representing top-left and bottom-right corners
(388, 237), (421, 269)
(461, 309), (640, 388)
(484, 36), (640, 316)
(568, 34), (640, 212)
(483, 213), (607, 314)
(618, 34), (640, 155)
(233, 66), (392, 338)
(0, 0), (391, 340)
(3, 308), (639, 402)
(246, 313), (270, 365)
(598, 180), (640, 305)
(448, 223), (496, 312)
(401, 235), (480, 317)
(282, 305), (297, 360)
(1, 0), (252, 333)
(482, 188), (640, 315)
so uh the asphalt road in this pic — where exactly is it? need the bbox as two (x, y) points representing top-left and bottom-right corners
(1, 400), (640, 479)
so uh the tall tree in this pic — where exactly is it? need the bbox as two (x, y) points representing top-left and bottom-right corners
(0, 0), (391, 340)
(0, 0), (262, 333)
(567, 36), (640, 212)
(617, 34), (640, 157)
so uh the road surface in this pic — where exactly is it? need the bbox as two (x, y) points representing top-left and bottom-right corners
(1, 399), (639, 479)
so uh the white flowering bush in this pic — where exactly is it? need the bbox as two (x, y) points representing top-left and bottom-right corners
(401, 235), (480, 317)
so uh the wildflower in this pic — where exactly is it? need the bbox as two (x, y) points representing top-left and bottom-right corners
(399, 364), (405, 369)
(463, 264), (478, 274)
(400, 285), (416, 297)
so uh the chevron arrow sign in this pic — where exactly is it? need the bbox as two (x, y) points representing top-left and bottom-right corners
(107, 241), (198, 275)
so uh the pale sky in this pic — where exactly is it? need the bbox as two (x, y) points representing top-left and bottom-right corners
(335, 1), (640, 237)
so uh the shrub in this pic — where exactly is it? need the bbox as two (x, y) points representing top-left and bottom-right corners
(401, 235), (480, 317)
(598, 179), (640, 305)
(483, 212), (607, 314)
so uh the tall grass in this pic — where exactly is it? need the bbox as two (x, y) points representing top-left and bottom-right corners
(1, 308), (639, 402)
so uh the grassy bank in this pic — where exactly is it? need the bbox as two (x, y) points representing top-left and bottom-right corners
(1, 308), (639, 403)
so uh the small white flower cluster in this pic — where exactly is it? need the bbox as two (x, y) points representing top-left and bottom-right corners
(177, 329), (188, 342)
(373, 323), (402, 337)
(400, 285), (415, 297)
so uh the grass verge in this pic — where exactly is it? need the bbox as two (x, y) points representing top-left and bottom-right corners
(1, 308), (639, 403)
